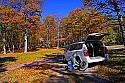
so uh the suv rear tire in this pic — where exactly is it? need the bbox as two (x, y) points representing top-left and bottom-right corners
(79, 61), (88, 71)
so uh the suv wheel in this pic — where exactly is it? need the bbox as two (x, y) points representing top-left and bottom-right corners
(79, 61), (88, 71)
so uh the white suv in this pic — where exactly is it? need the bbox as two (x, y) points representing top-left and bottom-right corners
(63, 33), (109, 70)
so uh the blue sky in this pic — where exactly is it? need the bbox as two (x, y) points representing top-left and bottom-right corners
(42, 0), (82, 20)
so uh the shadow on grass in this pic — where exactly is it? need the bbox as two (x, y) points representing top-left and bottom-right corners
(0, 57), (17, 63)
(104, 54), (125, 68)
(28, 63), (110, 83)
(21, 53), (124, 82)
(97, 54), (125, 82)
(23, 54), (63, 67)
(110, 55), (125, 58)
(105, 59), (125, 67)
(108, 49), (125, 54)
(23, 55), (110, 83)
(0, 57), (17, 72)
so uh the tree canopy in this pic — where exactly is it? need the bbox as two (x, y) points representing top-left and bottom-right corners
(0, 0), (120, 53)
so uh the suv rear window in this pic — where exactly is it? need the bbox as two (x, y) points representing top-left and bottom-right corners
(68, 43), (83, 51)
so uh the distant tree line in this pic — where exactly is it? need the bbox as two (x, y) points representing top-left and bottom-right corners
(0, 0), (124, 54)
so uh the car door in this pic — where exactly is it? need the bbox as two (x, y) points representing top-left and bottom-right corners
(64, 45), (75, 61)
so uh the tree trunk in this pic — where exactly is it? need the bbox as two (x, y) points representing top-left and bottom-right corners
(3, 43), (6, 54)
(24, 12), (28, 53)
(12, 31), (14, 52)
(24, 32), (28, 53)
(111, 0), (125, 46)
(3, 25), (6, 54)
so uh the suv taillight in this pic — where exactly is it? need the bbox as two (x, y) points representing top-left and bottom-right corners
(84, 51), (88, 57)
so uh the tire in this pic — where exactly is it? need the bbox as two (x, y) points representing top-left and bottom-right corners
(62, 55), (67, 64)
(79, 61), (88, 71)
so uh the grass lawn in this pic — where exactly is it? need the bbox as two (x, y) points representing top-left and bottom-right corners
(96, 54), (125, 82)
(0, 48), (63, 65)
(0, 48), (64, 83)
(1, 48), (125, 82)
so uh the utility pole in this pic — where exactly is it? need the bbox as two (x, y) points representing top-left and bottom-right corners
(111, 0), (125, 47)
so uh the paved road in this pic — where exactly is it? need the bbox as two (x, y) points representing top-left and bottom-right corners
(106, 45), (124, 50)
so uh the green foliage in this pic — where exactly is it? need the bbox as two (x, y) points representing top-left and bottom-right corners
(104, 27), (117, 44)
(59, 8), (113, 43)
(0, 43), (3, 47)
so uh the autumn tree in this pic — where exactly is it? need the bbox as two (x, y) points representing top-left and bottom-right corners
(41, 14), (66, 48)
(60, 8), (110, 43)
(0, 0), (44, 53)
(0, 4), (16, 54)
(60, 17), (70, 45)
(41, 16), (57, 47)
(52, 14), (64, 48)
(82, 0), (125, 45)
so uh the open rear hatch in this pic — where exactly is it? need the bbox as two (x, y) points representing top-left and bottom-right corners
(86, 33), (108, 41)
(86, 33), (109, 62)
